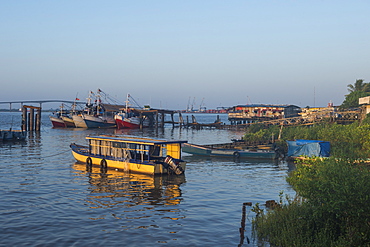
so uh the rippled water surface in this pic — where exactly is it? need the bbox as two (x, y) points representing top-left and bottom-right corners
(0, 112), (295, 246)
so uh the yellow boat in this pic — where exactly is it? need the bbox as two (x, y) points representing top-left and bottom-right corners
(70, 135), (188, 175)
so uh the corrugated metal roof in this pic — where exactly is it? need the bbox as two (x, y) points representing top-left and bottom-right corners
(86, 135), (188, 145)
(234, 104), (300, 108)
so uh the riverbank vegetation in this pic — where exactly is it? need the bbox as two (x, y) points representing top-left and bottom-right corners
(248, 117), (370, 246)
(244, 116), (370, 159)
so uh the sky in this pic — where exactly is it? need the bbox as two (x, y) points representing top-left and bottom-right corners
(1, 0), (370, 110)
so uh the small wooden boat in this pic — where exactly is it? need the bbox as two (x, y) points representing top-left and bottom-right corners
(0, 130), (26, 141)
(182, 142), (278, 159)
(70, 135), (188, 175)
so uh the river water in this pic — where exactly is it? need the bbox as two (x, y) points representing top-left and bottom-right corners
(0, 112), (295, 247)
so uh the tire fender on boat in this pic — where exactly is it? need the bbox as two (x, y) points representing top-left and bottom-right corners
(100, 159), (108, 169)
(233, 151), (240, 159)
(86, 157), (92, 166)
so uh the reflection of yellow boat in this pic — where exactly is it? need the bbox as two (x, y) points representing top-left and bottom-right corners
(73, 162), (185, 206)
(70, 135), (188, 175)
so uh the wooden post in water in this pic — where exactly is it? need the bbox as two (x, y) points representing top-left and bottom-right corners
(161, 112), (165, 128)
(36, 104), (41, 131)
(171, 113), (175, 128)
(179, 112), (184, 128)
(155, 111), (159, 129)
(22, 106), (27, 131)
(22, 105), (42, 132)
(139, 112), (143, 129)
(29, 108), (34, 131)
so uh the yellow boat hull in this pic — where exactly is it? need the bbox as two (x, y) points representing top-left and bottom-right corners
(71, 149), (186, 175)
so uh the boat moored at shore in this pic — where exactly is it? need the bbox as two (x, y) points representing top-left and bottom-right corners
(182, 142), (279, 159)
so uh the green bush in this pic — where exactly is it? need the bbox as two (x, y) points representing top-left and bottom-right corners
(253, 158), (370, 246)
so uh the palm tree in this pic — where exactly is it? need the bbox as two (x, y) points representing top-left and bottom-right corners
(347, 79), (370, 93)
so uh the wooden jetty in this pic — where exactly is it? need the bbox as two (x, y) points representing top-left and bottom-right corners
(181, 114), (223, 129)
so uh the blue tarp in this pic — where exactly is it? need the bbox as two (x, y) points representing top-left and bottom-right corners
(286, 139), (330, 158)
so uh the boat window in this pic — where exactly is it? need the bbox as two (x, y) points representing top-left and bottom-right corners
(161, 144), (167, 157)
(112, 142), (122, 148)
(149, 145), (161, 157)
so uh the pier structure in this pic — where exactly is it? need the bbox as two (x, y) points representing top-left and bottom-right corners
(129, 108), (182, 129)
(22, 105), (42, 131)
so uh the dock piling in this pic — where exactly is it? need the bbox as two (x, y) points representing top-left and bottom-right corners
(22, 105), (42, 132)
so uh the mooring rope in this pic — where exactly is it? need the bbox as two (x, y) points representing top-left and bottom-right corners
(41, 149), (71, 159)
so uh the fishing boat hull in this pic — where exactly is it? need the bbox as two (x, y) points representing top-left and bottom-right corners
(72, 115), (88, 128)
(50, 116), (66, 128)
(61, 116), (75, 127)
(115, 115), (149, 129)
(115, 116), (125, 129)
(70, 143), (186, 175)
(183, 143), (278, 159)
(83, 115), (116, 128)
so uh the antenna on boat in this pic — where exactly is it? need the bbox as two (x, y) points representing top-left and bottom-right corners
(127, 94), (143, 109)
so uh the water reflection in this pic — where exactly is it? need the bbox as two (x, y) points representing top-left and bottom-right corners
(73, 163), (186, 209)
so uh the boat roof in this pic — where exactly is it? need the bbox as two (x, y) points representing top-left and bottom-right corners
(86, 135), (188, 145)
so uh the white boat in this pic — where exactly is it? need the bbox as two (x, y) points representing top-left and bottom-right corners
(61, 116), (75, 127)
(72, 115), (88, 128)
(83, 114), (116, 128)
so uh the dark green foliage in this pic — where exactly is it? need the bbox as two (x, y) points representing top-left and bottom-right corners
(340, 91), (370, 109)
(254, 159), (370, 246)
(341, 79), (370, 109)
(250, 117), (370, 246)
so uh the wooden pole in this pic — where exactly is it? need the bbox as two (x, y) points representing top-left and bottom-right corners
(139, 112), (143, 129)
(22, 106), (27, 131)
(171, 113), (174, 128)
(29, 108), (34, 131)
(179, 112), (184, 127)
(155, 111), (159, 129)
(36, 104), (41, 131)
(161, 112), (165, 128)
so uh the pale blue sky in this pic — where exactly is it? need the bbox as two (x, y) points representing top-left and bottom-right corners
(1, 1), (369, 109)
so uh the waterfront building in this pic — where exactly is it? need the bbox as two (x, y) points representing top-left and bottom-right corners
(228, 104), (301, 124)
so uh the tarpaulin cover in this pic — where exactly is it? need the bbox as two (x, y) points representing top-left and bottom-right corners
(286, 139), (330, 157)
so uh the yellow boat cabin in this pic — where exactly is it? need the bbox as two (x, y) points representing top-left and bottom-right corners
(70, 135), (188, 175)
